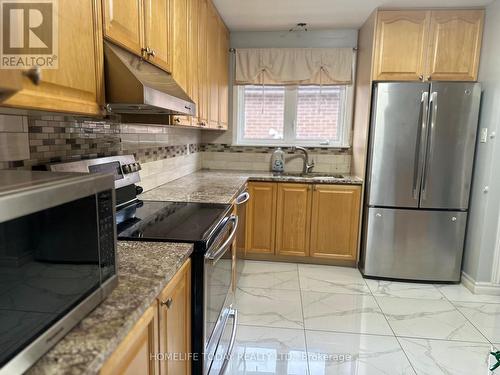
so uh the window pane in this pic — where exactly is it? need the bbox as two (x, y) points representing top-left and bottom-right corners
(296, 86), (344, 141)
(243, 86), (285, 140)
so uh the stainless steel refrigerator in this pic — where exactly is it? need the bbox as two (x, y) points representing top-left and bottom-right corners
(360, 82), (481, 282)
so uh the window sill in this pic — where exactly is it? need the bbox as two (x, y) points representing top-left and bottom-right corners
(232, 142), (351, 149)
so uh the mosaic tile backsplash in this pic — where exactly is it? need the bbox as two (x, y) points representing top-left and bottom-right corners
(0, 113), (353, 187)
(0, 114), (202, 170)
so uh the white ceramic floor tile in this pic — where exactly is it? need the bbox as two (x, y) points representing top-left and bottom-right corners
(399, 337), (494, 375)
(306, 330), (415, 375)
(376, 297), (487, 342)
(366, 280), (445, 300)
(298, 264), (370, 294)
(302, 291), (393, 335)
(436, 284), (500, 304)
(235, 287), (304, 329)
(455, 302), (500, 343)
(238, 261), (300, 290)
(226, 325), (308, 375)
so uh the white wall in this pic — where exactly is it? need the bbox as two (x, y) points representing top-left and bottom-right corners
(463, 0), (500, 284)
(201, 29), (358, 145)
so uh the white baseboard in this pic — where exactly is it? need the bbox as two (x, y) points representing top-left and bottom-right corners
(462, 271), (500, 295)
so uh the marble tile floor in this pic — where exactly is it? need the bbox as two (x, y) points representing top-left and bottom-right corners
(226, 260), (500, 375)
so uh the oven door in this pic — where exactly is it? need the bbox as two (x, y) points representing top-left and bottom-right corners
(204, 215), (238, 375)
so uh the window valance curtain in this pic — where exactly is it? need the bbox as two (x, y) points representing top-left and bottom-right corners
(235, 48), (354, 86)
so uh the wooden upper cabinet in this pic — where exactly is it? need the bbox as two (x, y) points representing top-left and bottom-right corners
(207, 1), (220, 128)
(3, 0), (104, 116)
(100, 302), (159, 375)
(103, 0), (144, 55)
(246, 182), (277, 255)
(309, 185), (361, 261)
(426, 10), (484, 81)
(197, 0), (209, 127)
(172, 0), (189, 94)
(143, 0), (171, 72)
(218, 22), (229, 130)
(158, 259), (191, 375)
(188, 0), (200, 125)
(275, 183), (312, 257)
(373, 10), (430, 81)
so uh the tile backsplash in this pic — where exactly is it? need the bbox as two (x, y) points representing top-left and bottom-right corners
(0, 114), (353, 191)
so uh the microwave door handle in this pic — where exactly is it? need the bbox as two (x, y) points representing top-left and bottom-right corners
(206, 215), (238, 263)
(412, 91), (429, 200)
(235, 192), (249, 205)
(219, 308), (238, 375)
(421, 91), (437, 200)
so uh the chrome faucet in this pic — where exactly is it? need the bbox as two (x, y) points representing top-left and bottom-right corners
(291, 146), (315, 174)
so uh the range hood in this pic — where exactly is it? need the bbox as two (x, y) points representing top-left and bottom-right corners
(103, 42), (195, 116)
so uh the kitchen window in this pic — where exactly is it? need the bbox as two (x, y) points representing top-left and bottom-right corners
(235, 84), (353, 147)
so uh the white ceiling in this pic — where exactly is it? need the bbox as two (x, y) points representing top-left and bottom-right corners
(213, 0), (493, 31)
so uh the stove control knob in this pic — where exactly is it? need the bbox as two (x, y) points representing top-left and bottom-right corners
(122, 164), (131, 174)
(135, 185), (144, 195)
(135, 163), (142, 171)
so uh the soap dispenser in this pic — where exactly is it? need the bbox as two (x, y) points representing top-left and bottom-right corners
(271, 147), (285, 173)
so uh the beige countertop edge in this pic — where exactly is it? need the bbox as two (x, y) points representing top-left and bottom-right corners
(27, 241), (193, 375)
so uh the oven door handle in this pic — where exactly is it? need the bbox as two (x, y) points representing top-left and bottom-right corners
(206, 215), (238, 263)
(235, 191), (249, 205)
(220, 308), (238, 375)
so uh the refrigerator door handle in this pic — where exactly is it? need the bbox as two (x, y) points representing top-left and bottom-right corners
(413, 91), (429, 200)
(422, 91), (438, 200)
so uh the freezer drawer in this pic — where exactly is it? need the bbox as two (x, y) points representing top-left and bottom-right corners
(361, 208), (467, 282)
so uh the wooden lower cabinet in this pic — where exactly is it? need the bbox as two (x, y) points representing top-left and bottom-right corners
(100, 259), (191, 375)
(275, 183), (312, 257)
(158, 258), (191, 375)
(310, 185), (361, 261)
(245, 182), (277, 255)
(100, 302), (159, 375)
(245, 182), (361, 264)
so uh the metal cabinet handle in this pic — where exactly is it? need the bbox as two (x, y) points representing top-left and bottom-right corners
(161, 297), (173, 309)
(418, 75), (423, 81)
(427, 75), (431, 81)
(235, 192), (249, 205)
(148, 49), (156, 58)
(220, 308), (238, 375)
(174, 117), (181, 123)
(23, 66), (41, 85)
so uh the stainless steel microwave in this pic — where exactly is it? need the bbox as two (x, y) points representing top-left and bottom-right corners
(0, 170), (118, 374)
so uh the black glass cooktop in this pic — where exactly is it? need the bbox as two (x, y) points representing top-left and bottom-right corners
(117, 200), (232, 243)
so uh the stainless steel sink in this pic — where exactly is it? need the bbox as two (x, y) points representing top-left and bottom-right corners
(274, 172), (345, 179)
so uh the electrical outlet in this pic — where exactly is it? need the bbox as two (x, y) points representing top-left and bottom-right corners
(480, 128), (488, 143)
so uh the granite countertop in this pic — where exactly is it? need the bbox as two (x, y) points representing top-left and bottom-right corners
(28, 241), (193, 375)
(140, 169), (363, 204)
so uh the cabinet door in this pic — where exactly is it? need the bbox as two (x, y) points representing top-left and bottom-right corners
(3, 0), (104, 116)
(100, 303), (159, 375)
(276, 183), (312, 257)
(245, 182), (277, 255)
(197, 0), (209, 127)
(158, 259), (191, 375)
(218, 22), (229, 130)
(188, 0), (199, 126)
(171, 0), (189, 94)
(373, 11), (430, 81)
(310, 185), (361, 261)
(207, 1), (220, 128)
(103, 0), (143, 56)
(143, 0), (171, 72)
(426, 10), (484, 81)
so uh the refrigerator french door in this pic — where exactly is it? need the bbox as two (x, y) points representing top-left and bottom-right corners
(361, 82), (481, 282)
